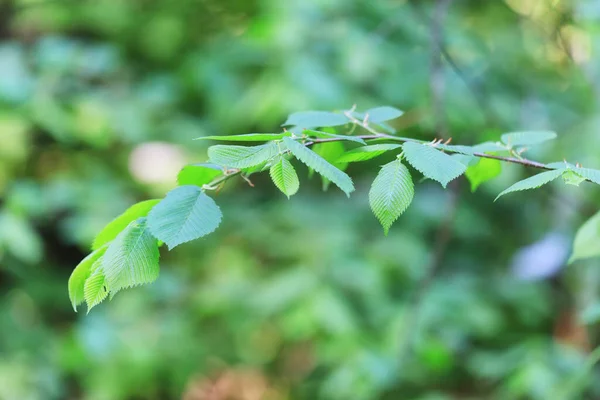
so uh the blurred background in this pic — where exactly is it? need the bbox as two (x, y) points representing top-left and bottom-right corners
(1, 0), (600, 399)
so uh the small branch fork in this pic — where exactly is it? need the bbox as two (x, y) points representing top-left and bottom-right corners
(202, 118), (558, 191)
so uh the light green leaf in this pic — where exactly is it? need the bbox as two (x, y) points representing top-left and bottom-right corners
(68, 246), (107, 312)
(310, 141), (348, 190)
(365, 106), (404, 123)
(84, 265), (108, 313)
(303, 129), (366, 144)
(177, 163), (222, 187)
(575, 167), (600, 185)
(472, 142), (508, 153)
(562, 170), (586, 186)
(547, 161), (577, 169)
(283, 111), (349, 128)
(208, 142), (278, 169)
(569, 211), (600, 264)
(269, 157), (300, 198)
(336, 144), (401, 163)
(283, 137), (354, 196)
(465, 158), (502, 192)
(92, 200), (161, 251)
(495, 169), (565, 201)
(369, 159), (414, 234)
(434, 143), (477, 156)
(147, 185), (222, 249)
(402, 142), (467, 188)
(102, 217), (160, 293)
(194, 133), (289, 141)
(501, 131), (557, 147)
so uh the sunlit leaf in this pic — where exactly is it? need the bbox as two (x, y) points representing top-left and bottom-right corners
(269, 156), (300, 198)
(68, 246), (107, 312)
(84, 265), (108, 313)
(92, 200), (161, 251)
(562, 170), (586, 186)
(208, 142), (278, 169)
(465, 158), (502, 192)
(336, 144), (401, 163)
(177, 163), (222, 187)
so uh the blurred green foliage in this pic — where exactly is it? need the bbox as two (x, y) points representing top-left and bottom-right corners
(2, 0), (600, 398)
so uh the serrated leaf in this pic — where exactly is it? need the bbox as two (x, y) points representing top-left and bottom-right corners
(569, 211), (600, 264)
(501, 131), (557, 147)
(562, 170), (586, 186)
(402, 142), (467, 188)
(369, 159), (414, 234)
(194, 133), (289, 141)
(92, 200), (161, 251)
(282, 111), (349, 128)
(208, 142), (278, 169)
(336, 144), (401, 163)
(465, 158), (502, 192)
(452, 154), (479, 167)
(434, 143), (477, 156)
(282, 137), (354, 196)
(303, 129), (366, 144)
(574, 167), (600, 185)
(365, 106), (404, 123)
(84, 265), (108, 313)
(311, 142), (348, 191)
(472, 142), (508, 153)
(102, 217), (160, 294)
(147, 185), (222, 249)
(68, 246), (107, 311)
(177, 163), (222, 187)
(495, 169), (565, 201)
(269, 157), (300, 198)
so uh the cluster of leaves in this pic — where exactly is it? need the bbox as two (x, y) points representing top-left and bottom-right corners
(69, 106), (600, 312)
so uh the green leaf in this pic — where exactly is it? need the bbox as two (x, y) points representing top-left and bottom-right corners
(501, 131), (557, 147)
(336, 144), (401, 163)
(434, 143), (477, 156)
(562, 170), (586, 186)
(282, 137), (354, 196)
(465, 158), (502, 192)
(208, 142), (278, 169)
(283, 111), (349, 128)
(472, 142), (508, 153)
(194, 133), (290, 141)
(365, 106), (404, 123)
(92, 200), (160, 251)
(84, 266), (108, 313)
(147, 185), (222, 249)
(102, 217), (160, 293)
(402, 142), (467, 188)
(574, 167), (600, 185)
(311, 141), (348, 191)
(68, 246), (107, 312)
(369, 159), (414, 234)
(569, 211), (600, 264)
(269, 156), (300, 198)
(303, 129), (366, 144)
(177, 163), (222, 187)
(495, 169), (565, 201)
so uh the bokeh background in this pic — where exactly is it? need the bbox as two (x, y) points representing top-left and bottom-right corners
(2, 0), (600, 399)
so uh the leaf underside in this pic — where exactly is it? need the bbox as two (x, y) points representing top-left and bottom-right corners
(84, 265), (109, 312)
(208, 142), (278, 169)
(495, 168), (565, 200)
(402, 142), (467, 188)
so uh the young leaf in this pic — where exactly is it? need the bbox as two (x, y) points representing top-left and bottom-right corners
(336, 144), (401, 163)
(365, 106), (404, 123)
(208, 142), (278, 169)
(68, 246), (107, 311)
(303, 130), (366, 145)
(102, 217), (160, 294)
(195, 133), (289, 141)
(282, 137), (354, 196)
(92, 200), (161, 251)
(269, 157), (300, 198)
(177, 163), (222, 187)
(569, 211), (600, 264)
(574, 167), (600, 185)
(465, 158), (502, 192)
(402, 142), (467, 188)
(147, 185), (222, 249)
(562, 170), (586, 186)
(84, 266), (108, 313)
(495, 169), (565, 201)
(283, 111), (349, 128)
(369, 159), (414, 235)
(501, 131), (557, 147)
